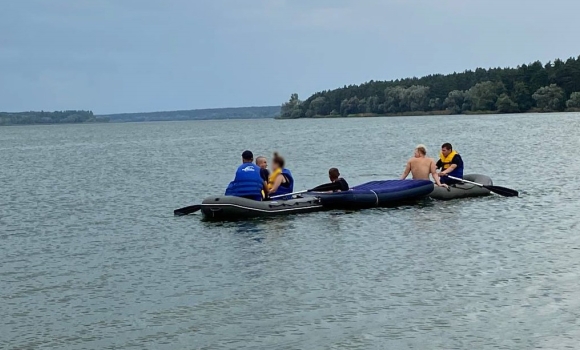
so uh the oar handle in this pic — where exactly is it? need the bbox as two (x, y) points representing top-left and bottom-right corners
(269, 182), (339, 199)
(447, 175), (484, 187)
(269, 190), (307, 199)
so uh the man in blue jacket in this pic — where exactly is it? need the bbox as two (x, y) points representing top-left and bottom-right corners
(225, 150), (266, 201)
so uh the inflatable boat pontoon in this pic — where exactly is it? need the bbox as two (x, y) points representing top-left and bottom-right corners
(201, 195), (324, 221)
(311, 179), (434, 210)
(429, 174), (492, 200)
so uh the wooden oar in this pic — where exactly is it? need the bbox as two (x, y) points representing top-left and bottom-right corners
(269, 182), (341, 199)
(448, 176), (519, 197)
(174, 204), (202, 216)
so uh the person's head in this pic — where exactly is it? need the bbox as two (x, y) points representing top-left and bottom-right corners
(271, 152), (285, 171)
(414, 144), (427, 158)
(255, 156), (267, 169)
(329, 168), (340, 182)
(441, 143), (453, 157)
(241, 150), (253, 163)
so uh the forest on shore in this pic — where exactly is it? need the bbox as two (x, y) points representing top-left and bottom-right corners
(101, 106), (279, 122)
(0, 106), (280, 126)
(280, 56), (580, 119)
(0, 111), (107, 126)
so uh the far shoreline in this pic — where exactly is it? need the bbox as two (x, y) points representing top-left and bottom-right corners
(275, 109), (580, 120)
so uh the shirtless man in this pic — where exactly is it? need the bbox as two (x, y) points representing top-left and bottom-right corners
(400, 144), (447, 187)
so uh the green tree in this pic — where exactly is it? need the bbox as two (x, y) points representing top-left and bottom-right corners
(340, 97), (360, 115)
(403, 85), (430, 112)
(309, 96), (329, 116)
(512, 82), (533, 111)
(566, 92), (580, 109)
(532, 84), (565, 111)
(357, 98), (368, 114)
(428, 98), (442, 111)
(384, 86), (406, 113)
(443, 90), (467, 114)
(281, 93), (302, 118)
(496, 93), (519, 113)
(466, 81), (504, 111)
(366, 96), (380, 113)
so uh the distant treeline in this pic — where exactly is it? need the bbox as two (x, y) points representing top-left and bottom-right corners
(101, 106), (280, 122)
(0, 110), (107, 126)
(0, 106), (281, 126)
(280, 56), (580, 118)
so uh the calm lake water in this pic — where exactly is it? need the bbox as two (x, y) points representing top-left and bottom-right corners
(2, 113), (580, 349)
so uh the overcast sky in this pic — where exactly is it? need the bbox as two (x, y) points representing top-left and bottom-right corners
(1, 0), (579, 114)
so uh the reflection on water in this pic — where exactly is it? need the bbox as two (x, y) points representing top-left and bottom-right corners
(2, 113), (580, 349)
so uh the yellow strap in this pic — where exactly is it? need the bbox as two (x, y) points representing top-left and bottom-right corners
(267, 168), (282, 190)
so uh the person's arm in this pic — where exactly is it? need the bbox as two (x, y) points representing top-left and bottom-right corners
(440, 155), (461, 176)
(400, 160), (411, 179)
(260, 169), (269, 195)
(268, 174), (284, 194)
(328, 180), (338, 193)
(436, 159), (442, 169)
(431, 161), (447, 187)
(439, 164), (457, 176)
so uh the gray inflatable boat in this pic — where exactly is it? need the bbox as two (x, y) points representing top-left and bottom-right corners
(201, 195), (324, 221)
(429, 174), (492, 200)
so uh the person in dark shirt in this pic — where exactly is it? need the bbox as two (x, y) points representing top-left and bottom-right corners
(436, 143), (464, 185)
(255, 156), (269, 181)
(255, 156), (269, 198)
(329, 168), (349, 192)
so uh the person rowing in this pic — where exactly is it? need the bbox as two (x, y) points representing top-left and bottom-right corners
(436, 142), (464, 185)
(400, 144), (447, 188)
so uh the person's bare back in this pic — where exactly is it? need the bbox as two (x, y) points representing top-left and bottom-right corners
(407, 157), (435, 180)
(400, 144), (446, 187)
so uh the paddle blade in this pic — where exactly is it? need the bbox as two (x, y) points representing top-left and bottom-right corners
(486, 185), (519, 197)
(309, 182), (340, 192)
(174, 204), (202, 216)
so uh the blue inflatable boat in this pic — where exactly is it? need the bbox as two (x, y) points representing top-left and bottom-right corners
(310, 179), (434, 210)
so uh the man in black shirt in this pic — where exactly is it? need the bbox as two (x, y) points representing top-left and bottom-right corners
(435, 143), (464, 185)
(329, 168), (349, 191)
(256, 156), (270, 198)
(256, 156), (269, 181)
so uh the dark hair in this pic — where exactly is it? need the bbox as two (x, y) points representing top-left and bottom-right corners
(441, 143), (453, 151)
(329, 167), (340, 179)
(272, 152), (285, 168)
(242, 150), (253, 160)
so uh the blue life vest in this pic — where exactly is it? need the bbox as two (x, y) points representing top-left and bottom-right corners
(225, 163), (264, 200)
(448, 164), (464, 179)
(270, 168), (294, 198)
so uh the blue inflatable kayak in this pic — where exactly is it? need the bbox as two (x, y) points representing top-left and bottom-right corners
(311, 179), (434, 209)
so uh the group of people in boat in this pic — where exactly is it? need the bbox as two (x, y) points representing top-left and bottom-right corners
(225, 142), (462, 201)
(400, 142), (464, 188)
(225, 150), (349, 201)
